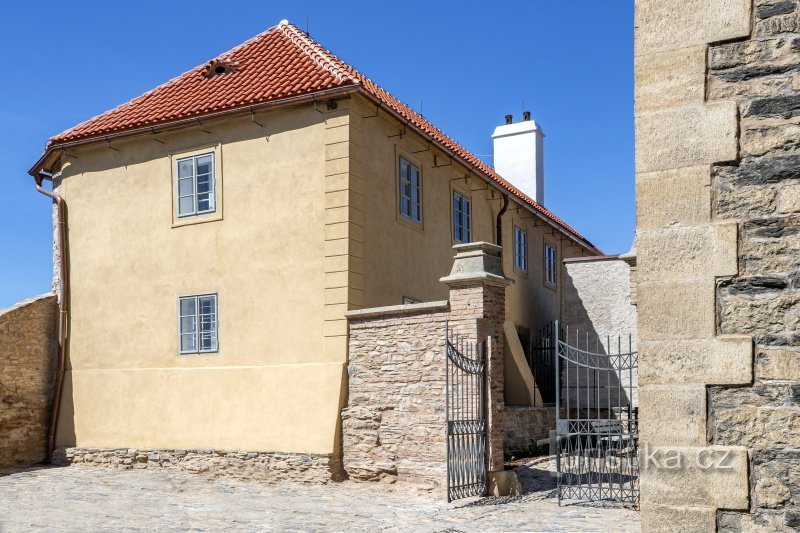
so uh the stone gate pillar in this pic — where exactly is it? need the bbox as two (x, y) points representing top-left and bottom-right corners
(441, 242), (512, 482)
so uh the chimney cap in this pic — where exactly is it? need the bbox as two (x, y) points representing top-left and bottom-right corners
(523, 111), (531, 121)
(504, 114), (513, 125)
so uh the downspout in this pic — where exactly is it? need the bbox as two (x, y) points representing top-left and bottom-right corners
(496, 193), (509, 249)
(34, 171), (68, 463)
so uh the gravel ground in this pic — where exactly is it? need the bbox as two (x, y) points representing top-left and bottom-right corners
(0, 461), (640, 532)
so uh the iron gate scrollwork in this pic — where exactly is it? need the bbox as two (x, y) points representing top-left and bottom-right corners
(445, 322), (487, 502)
(555, 321), (639, 506)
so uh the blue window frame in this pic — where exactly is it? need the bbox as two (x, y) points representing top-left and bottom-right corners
(453, 191), (471, 243)
(179, 293), (219, 354)
(545, 243), (558, 286)
(399, 157), (421, 223)
(514, 226), (527, 272)
(176, 153), (215, 217)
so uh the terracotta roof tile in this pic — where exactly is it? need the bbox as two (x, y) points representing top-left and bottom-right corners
(44, 20), (599, 252)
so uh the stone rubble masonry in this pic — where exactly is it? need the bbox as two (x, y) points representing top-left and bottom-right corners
(52, 447), (342, 484)
(635, 0), (753, 530)
(503, 407), (554, 453)
(707, 0), (800, 530)
(342, 304), (449, 488)
(0, 294), (58, 468)
(341, 242), (513, 492)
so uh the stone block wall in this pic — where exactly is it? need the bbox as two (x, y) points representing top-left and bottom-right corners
(0, 294), (58, 468)
(342, 302), (450, 488)
(635, 0), (754, 530)
(707, 3), (800, 529)
(637, 0), (799, 530)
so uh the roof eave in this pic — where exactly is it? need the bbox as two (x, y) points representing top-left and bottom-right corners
(352, 89), (600, 254)
(28, 83), (361, 177)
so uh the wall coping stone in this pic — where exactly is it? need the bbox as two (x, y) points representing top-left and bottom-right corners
(345, 300), (449, 320)
(563, 254), (622, 264)
(0, 293), (56, 317)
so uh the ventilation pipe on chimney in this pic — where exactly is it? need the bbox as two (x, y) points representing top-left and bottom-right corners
(492, 111), (545, 205)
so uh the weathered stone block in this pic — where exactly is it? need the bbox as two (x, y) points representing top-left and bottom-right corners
(710, 76), (794, 101)
(638, 280), (716, 340)
(637, 166), (711, 230)
(635, 46), (706, 113)
(635, 103), (739, 173)
(640, 384), (707, 446)
(637, 223), (738, 282)
(739, 215), (800, 275)
(716, 179), (778, 220)
(756, 347), (800, 380)
(639, 445), (749, 509)
(716, 154), (800, 186)
(640, 505), (716, 533)
(714, 406), (800, 449)
(719, 276), (800, 335)
(635, 0), (752, 55)
(777, 183), (800, 213)
(639, 336), (753, 385)
(746, 93), (800, 118)
(756, 0), (797, 20)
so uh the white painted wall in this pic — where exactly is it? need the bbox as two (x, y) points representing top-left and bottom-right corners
(492, 117), (545, 205)
(563, 258), (637, 339)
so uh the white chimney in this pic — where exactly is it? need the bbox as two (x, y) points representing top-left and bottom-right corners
(491, 111), (545, 205)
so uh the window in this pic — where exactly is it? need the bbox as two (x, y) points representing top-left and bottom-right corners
(176, 153), (215, 217)
(179, 294), (218, 354)
(399, 157), (421, 223)
(514, 226), (527, 272)
(545, 243), (558, 287)
(453, 192), (471, 243)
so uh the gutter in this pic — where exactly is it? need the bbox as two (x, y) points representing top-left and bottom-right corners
(33, 172), (68, 462)
(352, 91), (599, 254)
(495, 194), (509, 248)
(28, 84), (360, 177)
(29, 84), (597, 254)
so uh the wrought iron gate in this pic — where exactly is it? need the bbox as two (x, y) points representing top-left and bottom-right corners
(555, 321), (639, 506)
(530, 322), (560, 405)
(445, 322), (487, 502)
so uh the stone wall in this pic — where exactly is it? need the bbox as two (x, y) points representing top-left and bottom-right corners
(52, 447), (341, 483)
(504, 406), (555, 453)
(342, 242), (514, 493)
(342, 302), (450, 488)
(635, 0), (754, 530)
(708, 2), (800, 529)
(0, 294), (58, 468)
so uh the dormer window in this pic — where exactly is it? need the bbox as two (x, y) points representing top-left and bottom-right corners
(205, 59), (237, 78)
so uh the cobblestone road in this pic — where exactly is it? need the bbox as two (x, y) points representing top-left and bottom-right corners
(0, 462), (640, 532)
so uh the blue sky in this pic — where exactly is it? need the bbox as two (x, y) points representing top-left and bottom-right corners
(0, 1), (633, 308)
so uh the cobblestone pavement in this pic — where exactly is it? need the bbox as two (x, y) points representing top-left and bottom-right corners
(0, 461), (640, 532)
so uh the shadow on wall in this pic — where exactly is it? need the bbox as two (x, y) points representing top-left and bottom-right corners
(561, 258), (639, 413)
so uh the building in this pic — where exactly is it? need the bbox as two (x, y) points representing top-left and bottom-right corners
(27, 20), (598, 477)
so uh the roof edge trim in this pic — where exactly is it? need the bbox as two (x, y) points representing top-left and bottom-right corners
(27, 84), (360, 177)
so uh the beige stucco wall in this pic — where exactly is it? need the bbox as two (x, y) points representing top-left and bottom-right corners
(350, 94), (592, 338)
(55, 105), (346, 453)
(52, 92), (594, 455)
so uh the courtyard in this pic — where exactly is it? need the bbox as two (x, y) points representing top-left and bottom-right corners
(0, 462), (639, 532)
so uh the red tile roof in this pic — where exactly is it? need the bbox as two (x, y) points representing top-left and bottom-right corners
(42, 20), (599, 253)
